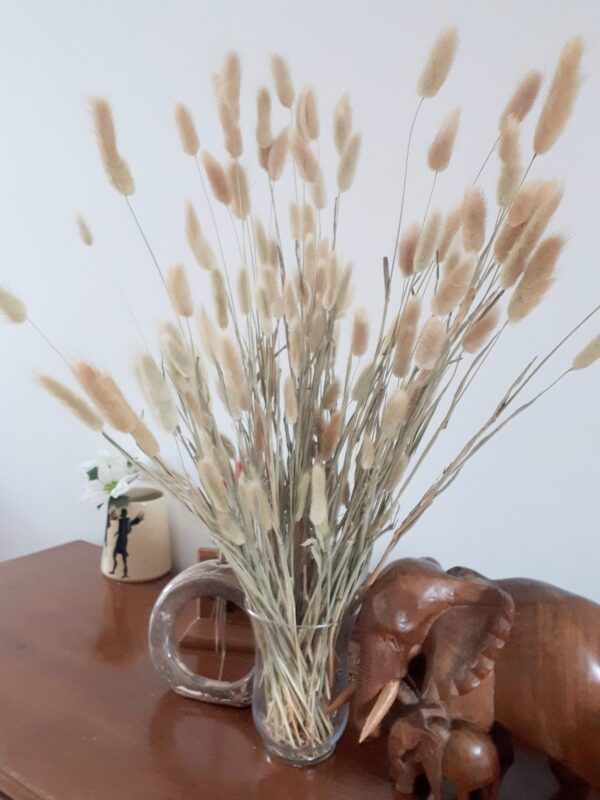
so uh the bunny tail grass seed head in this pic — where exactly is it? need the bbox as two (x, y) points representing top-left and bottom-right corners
(534, 36), (584, 155)
(320, 410), (342, 461)
(500, 69), (543, 127)
(337, 133), (361, 192)
(296, 85), (320, 141)
(311, 169), (327, 209)
(256, 86), (273, 148)
(381, 389), (409, 439)
(309, 463), (328, 527)
(185, 202), (216, 270)
(417, 27), (459, 98)
(167, 263), (193, 318)
(393, 296), (421, 378)
(134, 353), (178, 432)
(414, 316), (447, 369)
(227, 161), (251, 220)
(76, 215), (93, 246)
(333, 92), (353, 154)
(202, 151), (232, 205)
(218, 101), (243, 158)
(284, 374), (298, 425)
(270, 53), (295, 108)
(351, 306), (369, 357)
(90, 97), (135, 196)
(438, 204), (463, 261)
(507, 234), (564, 322)
(462, 305), (501, 353)
(507, 179), (544, 227)
(36, 374), (104, 431)
(210, 270), (229, 329)
(428, 107), (460, 172)
(0, 285), (27, 324)
(432, 253), (476, 316)
(572, 335), (600, 370)
(236, 267), (251, 315)
(222, 335), (250, 412)
(267, 127), (289, 181)
(291, 129), (319, 183)
(131, 418), (160, 458)
(222, 50), (241, 112)
(359, 435), (375, 470)
(462, 186), (486, 252)
(72, 360), (137, 433)
(414, 209), (442, 272)
(397, 222), (420, 277)
(174, 103), (200, 156)
(497, 114), (521, 207)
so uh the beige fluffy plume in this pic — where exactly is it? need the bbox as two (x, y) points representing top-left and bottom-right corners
(221, 51), (241, 112)
(432, 253), (476, 316)
(414, 209), (442, 272)
(256, 87), (272, 148)
(90, 97), (135, 196)
(202, 152), (232, 205)
(291, 130), (319, 183)
(533, 36), (584, 155)
(428, 107), (460, 172)
(381, 389), (409, 439)
(131, 418), (160, 457)
(211, 270), (229, 329)
(185, 202), (216, 270)
(393, 297), (421, 377)
(333, 92), (352, 154)
(351, 306), (369, 357)
(296, 85), (319, 141)
(398, 222), (420, 277)
(218, 101), (243, 158)
(462, 305), (501, 353)
(270, 53), (295, 108)
(0, 286), (27, 323)
(72, 360), (137, 433)
(77, 216), (93, 246)
(227, 161), (251, 220)
(572, 335), (600, 370)
(36, 374), (104, 431)
(174, 103), (200, 156)
(462, 186), (486, 252)
(309, 463), (328, 528)
(417, 27), (459, 98)
(500, 70), (543, 127)
(337, 133), (361, 192)
(507, 179), (544, 227)
(134, 354), (178, 432)
(167, 263), (193, 318)
(284, 375), (298, 424)
(267, 127), (289, 181)
(414, 316), (447, 369)
(497, 114), (521, 207)
(507, 234), (564, 322)
(438, 204), (462, 262)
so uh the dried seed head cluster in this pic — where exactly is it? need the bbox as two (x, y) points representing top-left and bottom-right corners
(4, 30), (596, 754)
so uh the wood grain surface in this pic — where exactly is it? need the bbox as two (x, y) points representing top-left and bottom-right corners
(0, 541), (586, 799)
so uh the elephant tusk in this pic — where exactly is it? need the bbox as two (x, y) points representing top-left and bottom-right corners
(358, 679), (400, 743)
(326, 682), (355, 716)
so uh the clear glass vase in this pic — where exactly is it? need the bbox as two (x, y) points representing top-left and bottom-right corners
(246, 607), (354, 766)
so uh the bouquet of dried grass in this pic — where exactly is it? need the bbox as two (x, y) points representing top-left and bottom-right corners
(2, 29), (599, 754)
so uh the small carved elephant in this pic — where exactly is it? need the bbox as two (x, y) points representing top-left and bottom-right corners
(388, 704), (499, 800)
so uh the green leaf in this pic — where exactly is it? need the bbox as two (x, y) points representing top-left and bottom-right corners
(87, 467), (99, 481)
(110, 495), (130, 509)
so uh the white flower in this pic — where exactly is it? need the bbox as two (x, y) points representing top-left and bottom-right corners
(80, 450), (139, 505)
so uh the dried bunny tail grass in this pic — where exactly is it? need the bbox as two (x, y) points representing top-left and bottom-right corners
(322, 378), (340, 410)
(221, 335), (250, 411)
(414, 316), (447, 369)
(134, 353), (177, 432)
(500, 180), (563, 288)
(309, 463), (328, 527)
(311, 169), (327, 209)
(131, 418), (160, 457)
(333, 92), (352, 154)
(261, 265), (283, 318)
(36, 374), (103, 431)
(227, 161), (251, 220)
(380, 389), (409, 439)
(291, 129), (319, 183)
(572, 335), (600, 370)
(414, 209), (442, 272)
(267, 127), (289, 181)
(221, 51), (241, 112)
(185, 202), (216, 270)
(197, 307), (219, 362)
(494, 220), (523, 263)
(507, 234), (564, 322)
(257, 287), (273, 335)
(202, 151), (232, 205)
(270, 53), (295, 108)
(253, 219), (269, 262)
(351, 306), (369, 357)
(500, 70), (543, 126)
(386, 449), (408, 490)
(218, 101), (243, 158)
(398, 222), (420, 277)
(90, 97), (135, 196)
(174, 103), (200, 156)
(289, 320), (303, 376)
(167, 263), (193, 318)
(359, 435), (375, 470)
(432, 252), (476, 316)
(337, 133), (361, 192)
(462, 186), (486, 252)
(296, 85), (319, 141)
(283, 276), (298, 322)
(417, 27), (459, 98)
(319, 410), (342, 460)
(428, 107), (460, 172)
(256, 87), (272, 148)
(0, 285), (27, 323)
(77, 215), (93, 246)
(322, 253), (339, 311)
(497, 114), (521, 206)
(236, 268), (251, 315)
(284, 375), (298, 424)
(462, 304), (501, 354)
(438, 204), (462, 261)
(507, 179), (544, 227)
(308, 307), (327, 351)
(197, 459), (228, 510)
(336, 263), (354, 313)
(352, 361), (374, 402)
(72, 360), (137, 433)
(393, 297), (421, 378)
(160, 321), (194, 380)
(210, 270), (229, 329)
(533, 36), (584, 155)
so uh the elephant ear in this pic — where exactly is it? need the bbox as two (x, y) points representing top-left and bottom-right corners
(419, 567), (515, 701)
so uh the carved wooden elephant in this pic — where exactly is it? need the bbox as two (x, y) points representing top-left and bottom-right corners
(353, 558), (600, 794)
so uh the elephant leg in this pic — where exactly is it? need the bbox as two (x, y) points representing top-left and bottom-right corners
(454, 789), (471, 800)
(549, 760), (590, 800)
(491, 723), (514, 776)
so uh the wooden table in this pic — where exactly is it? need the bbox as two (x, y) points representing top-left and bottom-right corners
(0, 540), (588, 799)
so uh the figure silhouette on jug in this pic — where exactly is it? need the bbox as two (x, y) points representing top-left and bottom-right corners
(109, 508), (144, 578)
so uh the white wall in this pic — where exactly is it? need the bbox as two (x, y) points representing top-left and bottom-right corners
(1, 0), (599, 597)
